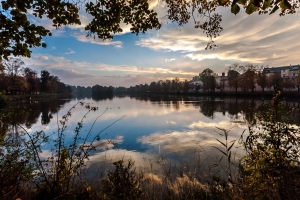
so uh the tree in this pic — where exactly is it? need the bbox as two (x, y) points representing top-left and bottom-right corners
(41, 70), (50, 93)
(183, 80), (190, 92)
(1, 0), (296, 59)
(267, 73), (283, 90)
(294, 75), (300, 91)
(49, 76), (60, 93)
(256, 71), (268, 91)
(2, 57), (24, 94)
(23, 67), (40, 94)
(228, 63), (259, 92)
(227, 69), (240, 92)
(227, 63), (247, 92)
(173, 77), (180, 92)
(242, 68), (256, 92)
(199, 68), (217, 91)
(282, 78), (294, 91)
(0, 63), (6, 92)
(148, 82), (156, 92)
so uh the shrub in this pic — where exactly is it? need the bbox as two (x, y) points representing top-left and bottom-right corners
(102, 159), (142, 200)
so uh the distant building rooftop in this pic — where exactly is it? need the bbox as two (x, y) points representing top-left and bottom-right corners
(263, 65), (300, 73)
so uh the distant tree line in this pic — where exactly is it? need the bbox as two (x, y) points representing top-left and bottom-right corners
(226, 64), (300, 92)
(114, 77), (191, 94)
(69, 85), (114, 96)
(0, 58), (71, 95)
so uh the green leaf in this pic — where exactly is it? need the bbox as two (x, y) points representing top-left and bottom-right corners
(279, 0), (291, 10)
(42, 43), (47, 48)
(218, 0), (230, 6)
(237, 0), (247, 5)
(246, 3), (257, 14)
(231, 4), (240, 15)
(262, 0), (271, 10)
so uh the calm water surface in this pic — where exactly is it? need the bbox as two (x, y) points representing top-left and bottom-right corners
(10, 94), (300, 175)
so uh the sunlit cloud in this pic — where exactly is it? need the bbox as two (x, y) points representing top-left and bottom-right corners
(71, 31), (123, 48)
(166, 120), (176, 125)
(24, 54), (197, 86)
(165, 58), (175, 62)
(135, 7), (300, 67)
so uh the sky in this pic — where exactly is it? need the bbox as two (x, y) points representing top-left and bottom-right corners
(24, 1), (300, 87)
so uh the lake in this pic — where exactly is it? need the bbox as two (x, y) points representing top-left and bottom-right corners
(4, 94), (300, 178)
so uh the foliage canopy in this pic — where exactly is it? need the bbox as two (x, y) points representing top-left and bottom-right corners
(1, 0), (298, 59)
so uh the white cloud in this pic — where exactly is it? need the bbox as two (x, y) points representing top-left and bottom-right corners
(65, 48), (75, 54)
(38, 56), (49, 60)
(135, 6), (300, 67)
(24, 54), (197, 86)
(71, 31), (123, 48)
(165, 58), (175, 62)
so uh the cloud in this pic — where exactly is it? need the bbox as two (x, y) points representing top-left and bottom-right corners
(27, 11), (65, 36)
(166, 120), (176, 125)
(135, 7), (300, 67)
(24, 54), (198, 86)
(65, 48), (75, 54)
(50, 69), (96, 79)
(71, 31), (123, 48)
(38, 56), (49, 60)
(165, 58), (175, 62)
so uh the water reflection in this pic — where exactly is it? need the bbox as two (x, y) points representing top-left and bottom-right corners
(2, 94), (300, 176)
(0, 98), (71, 144)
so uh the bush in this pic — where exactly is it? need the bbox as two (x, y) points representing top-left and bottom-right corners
(102, 159), (142, 200)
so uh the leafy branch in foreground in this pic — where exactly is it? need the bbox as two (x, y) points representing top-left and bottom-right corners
(1, 0), (299, 58)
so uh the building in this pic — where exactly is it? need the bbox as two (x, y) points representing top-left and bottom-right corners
(263, 65), (300, 78)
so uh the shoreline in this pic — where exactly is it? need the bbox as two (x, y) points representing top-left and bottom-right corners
(114, 91), (300, 99)
(3, 93), (72, 104)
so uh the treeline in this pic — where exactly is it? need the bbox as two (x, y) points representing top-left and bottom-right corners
(0, 58), (71, 95)
(226, 64), (300, 92)
(115, 64), (300, 94)
(115, 78), (191, 93)
(69, 85), (114, 96)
